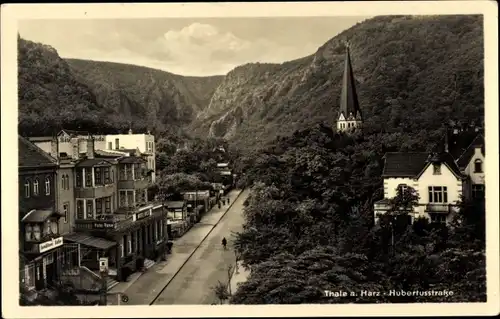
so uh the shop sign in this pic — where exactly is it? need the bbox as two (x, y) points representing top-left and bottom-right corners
(92, 222), (116, 229)
(133, 207), (152, 222)
(39, 236), (63, 253)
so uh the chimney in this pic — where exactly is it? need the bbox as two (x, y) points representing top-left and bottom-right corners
(87, 137), (95, 159)
(71, 137), (80, 160)
(50, 137), (59, 159)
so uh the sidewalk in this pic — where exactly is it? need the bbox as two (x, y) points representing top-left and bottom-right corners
(229, 260), (251, 298)
(107, 189), (243, 305)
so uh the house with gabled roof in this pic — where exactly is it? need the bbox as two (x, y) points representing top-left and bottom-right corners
(374, 128), (485, 225)
(374, 151), (466, 225)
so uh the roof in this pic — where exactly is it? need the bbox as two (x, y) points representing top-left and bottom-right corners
(63, 233), (116, 250)
(382, 152), (429, 177)
(18, 136), (58, 169)
(165, 201), (186, 209)
(95, 150), (124, 158)
(58, 129), (90, 137)
(456, 134), (485, 169)
(75, 158), (113, 168)
(383, 152), (464, 179)
(22, 209), (61, 223)
(28, 136), (53, 142)
(446, 130), (480, 159)
(118, 156), (146, 164)
(339, 44), (362, 120)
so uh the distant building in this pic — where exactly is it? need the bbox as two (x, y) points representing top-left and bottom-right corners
(104, 129), (156, 182)
(336, 43), (363, 133)
(374, 129), (485, 225)
(29, 128), (156, 183)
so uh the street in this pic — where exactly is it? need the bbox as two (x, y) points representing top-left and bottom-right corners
(151, 189), (248, 304)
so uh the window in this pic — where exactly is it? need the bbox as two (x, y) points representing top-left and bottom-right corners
(428, 186), (448, 203)
(115, 138), (120, 150)
(76, 200), (84, 219)
(45, 177), (51, 195)
(96, 198), (103, 215)
(127, 235), (132, 254)
(32, 225), (41, 241)
(23, 265), (35, 289)
(127, 191), (134, 207)
(108, 142), (112, 150)
(119, 165), (127, 180)
(86, 200), (94, 219)
(104, 167), (111, 184)
(430, 214), (446, 224)
(45, 253), (54, 265)
(24, 180), (31, 198)
(397, 183), (408, 195)
(33, 179), (39, 196)
(105, 197), (111, 213)
(135, 189), (143, 204)
(75, 169), (83, 187)
(85, 169), (92, 187)
(120, 237), (124, 257)
(95, 167), (102, 185)
(25, 225), (33, 241)
(119, 190), (127, 207)
(472, 184), (485, 199)
(433, 164), (441, 175)
(63, 203), (69, 223)
(474, 159), (483, 173)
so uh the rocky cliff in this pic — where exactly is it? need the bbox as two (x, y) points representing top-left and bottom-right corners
(191, 15), (484, 151)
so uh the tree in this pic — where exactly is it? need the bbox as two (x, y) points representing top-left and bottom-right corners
(212, 281), (230, 304)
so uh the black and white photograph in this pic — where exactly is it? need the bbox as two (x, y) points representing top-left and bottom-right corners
(1, 1), (498, 318)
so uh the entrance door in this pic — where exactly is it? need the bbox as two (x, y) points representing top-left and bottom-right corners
(34, 261), (44, 290)
(45, 253), (56, 287)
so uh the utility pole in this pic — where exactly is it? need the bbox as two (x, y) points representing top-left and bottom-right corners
(99, 257), (108, 306)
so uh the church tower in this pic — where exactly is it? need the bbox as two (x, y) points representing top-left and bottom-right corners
(336, 42), (362, 133)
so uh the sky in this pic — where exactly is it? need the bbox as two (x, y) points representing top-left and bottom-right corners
(18, 17), (369, 76)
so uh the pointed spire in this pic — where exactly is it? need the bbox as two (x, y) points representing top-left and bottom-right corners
(339, 42), (361, 121)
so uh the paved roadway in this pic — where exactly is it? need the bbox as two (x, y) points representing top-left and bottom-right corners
(151, 189), (249, 305)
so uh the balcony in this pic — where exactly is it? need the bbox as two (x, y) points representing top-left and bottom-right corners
(74, 215), (120, 232)
(425, 203), (452, 214)
(117, 177), (151, 190)
(75, 183), (115, 199)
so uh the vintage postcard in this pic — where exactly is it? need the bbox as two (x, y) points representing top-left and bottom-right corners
(1, 1), (498, 318)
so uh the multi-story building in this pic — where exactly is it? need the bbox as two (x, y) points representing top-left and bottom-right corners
(104, 129), (156, 182)
(30, 128), (156, 183)
(18, 136), (65, 292)
(374, 128), (485, 225)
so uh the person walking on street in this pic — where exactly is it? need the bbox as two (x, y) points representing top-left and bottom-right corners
(222, 237), (227, 250)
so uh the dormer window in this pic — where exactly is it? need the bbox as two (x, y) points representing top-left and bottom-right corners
(433, 164), (441, 175)
(474, 159), (483, 173)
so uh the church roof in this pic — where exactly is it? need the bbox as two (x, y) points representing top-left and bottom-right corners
(339, 44), (362, 120)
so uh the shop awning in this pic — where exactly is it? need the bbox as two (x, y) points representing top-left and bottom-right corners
(63, 233), (117, 250)
(21, 209), (62, 223)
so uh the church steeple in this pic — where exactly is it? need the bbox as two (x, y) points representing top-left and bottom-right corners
(336, 42), (363, 133)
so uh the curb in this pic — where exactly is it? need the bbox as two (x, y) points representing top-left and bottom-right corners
(148, 188), (245, 305)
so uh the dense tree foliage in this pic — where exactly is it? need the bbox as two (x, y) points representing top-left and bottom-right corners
(231, 124), (486, 304)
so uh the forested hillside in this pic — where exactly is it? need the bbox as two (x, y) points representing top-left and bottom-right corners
(67, 59), (223, 133)
(17, 37), (223, 137)
(193, 15), (484, 151)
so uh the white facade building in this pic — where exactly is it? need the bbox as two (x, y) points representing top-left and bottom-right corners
(374, 133), (485, 225)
